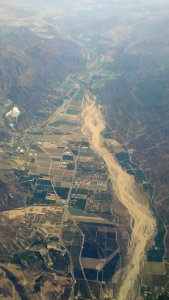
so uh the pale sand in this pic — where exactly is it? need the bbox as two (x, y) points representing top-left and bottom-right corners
(81, 92), (156, 300)
(3, 205), (61, 219)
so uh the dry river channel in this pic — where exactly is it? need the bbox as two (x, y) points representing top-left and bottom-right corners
(81, 91), (156, 300)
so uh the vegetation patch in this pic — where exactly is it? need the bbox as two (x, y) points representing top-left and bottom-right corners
(69, 206), (95, 217)
(49, 249), (70, 274)
(49, 120), (77, 127)
(66, 109), (80, 115)
(115, 152), (130, 162)
(30, 144), (44, 153)
(12, 250), (45, 269)
(54, 187), (70, 199)
(37, 179), (52, 186)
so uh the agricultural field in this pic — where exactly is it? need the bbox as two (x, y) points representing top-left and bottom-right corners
(1, 1), (169, 299)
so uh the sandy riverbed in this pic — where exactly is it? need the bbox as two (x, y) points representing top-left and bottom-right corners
(81, 92), (156, 300)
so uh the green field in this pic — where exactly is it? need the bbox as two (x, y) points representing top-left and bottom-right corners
(30, 144), (44, 153)
(49, 120), (77, 127)
(69, 206), (95, 217)
(73, 88), (85, 101)
(66, 109), (80, 115)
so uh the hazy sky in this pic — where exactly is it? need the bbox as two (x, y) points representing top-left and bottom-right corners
(0, 0), (169, 28)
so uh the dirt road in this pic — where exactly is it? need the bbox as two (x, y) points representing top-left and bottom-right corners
(81, 92), (156, 300)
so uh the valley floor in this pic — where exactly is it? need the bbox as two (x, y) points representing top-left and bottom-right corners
(82, 91), (156, 300)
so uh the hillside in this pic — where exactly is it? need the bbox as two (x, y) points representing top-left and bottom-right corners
(0, 26), (85, 126)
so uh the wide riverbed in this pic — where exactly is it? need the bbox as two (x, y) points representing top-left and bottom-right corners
(81, 91), (156, 300)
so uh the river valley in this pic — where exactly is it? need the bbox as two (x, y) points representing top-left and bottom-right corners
(81, 91), (156, 299)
